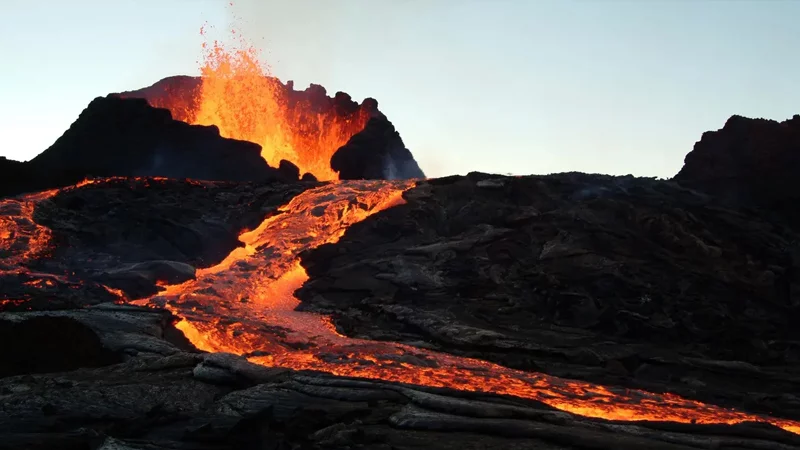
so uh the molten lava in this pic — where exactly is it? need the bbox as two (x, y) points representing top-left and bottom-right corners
(130, 179), (800, 435)
(0, 189), (58, 272)
(149, 28), (369, 181)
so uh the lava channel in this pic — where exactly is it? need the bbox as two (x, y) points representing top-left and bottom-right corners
(131, 179), (800, 435)
(0, 188), (59, 274)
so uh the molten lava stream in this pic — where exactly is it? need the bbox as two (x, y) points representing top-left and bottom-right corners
(140, 180), (800, 435)
(0, 189), (59, 273)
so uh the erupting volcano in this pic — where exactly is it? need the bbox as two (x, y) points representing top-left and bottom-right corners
(120, 26), (382, 182)
(2, 17), (800, 450)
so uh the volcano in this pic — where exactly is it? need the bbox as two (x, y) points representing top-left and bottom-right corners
(3, 42), (800, 450)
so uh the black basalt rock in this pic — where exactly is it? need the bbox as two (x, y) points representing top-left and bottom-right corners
(0, 316), (120, 377)
(673, 114), (800, 225)
(331, 115), (425, 180)
(0, 96), (294, 198)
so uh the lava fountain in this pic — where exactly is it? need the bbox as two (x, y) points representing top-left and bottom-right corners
(144, 27), (370, 181)
(132, 180), (800, 435)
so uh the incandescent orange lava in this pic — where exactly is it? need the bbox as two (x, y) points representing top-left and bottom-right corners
(133, 179), (800, 435)
(0, 189), (58, 272)
(151, 28), (369, 181)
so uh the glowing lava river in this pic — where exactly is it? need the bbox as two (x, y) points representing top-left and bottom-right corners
(112, 179), (798, 435)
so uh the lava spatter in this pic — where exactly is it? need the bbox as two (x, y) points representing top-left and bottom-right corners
(148, 27), (370, 181)
(139, 180), (800, 435)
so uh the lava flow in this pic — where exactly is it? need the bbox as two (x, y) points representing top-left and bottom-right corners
(0, 189), (58, 272)
(149, 28), (369, 181)
(135, 180), (800, 435)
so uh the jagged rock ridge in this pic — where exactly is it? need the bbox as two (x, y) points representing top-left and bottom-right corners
(0, 96), (298, 198)
(674, 114), (800, 225)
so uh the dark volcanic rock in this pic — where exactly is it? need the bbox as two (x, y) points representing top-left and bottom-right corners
(31, 96), (284, 183)
(0, 315), (120, 377)
(674, 114), (800, 225)
(331, 114), (426, 180)
(93, 260), (197, 299)
(297, 172), (800, 420)
(0, 157), (37, 197)
(117, 75), (202, 117)
(0, 96), (297, 198)
(277, 159), (301, 181)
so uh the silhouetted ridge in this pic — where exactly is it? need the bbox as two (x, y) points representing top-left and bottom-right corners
(0, 96), (298, 197)
(674, 114), (800, 224)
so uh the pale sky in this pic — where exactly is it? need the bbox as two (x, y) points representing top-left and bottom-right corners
(1, 0), (799, 178)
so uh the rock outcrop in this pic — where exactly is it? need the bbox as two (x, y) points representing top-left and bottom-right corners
(332, 113), (426, 180)
(0, 96), (300, 198)
(0, 156), (36, 197)
(674, 114), (800, 225)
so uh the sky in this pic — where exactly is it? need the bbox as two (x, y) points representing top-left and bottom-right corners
(1, 0), (799, 179)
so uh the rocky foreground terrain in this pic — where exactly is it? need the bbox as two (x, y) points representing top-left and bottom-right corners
(1, 171), (799, 449)
(2, 96), (800, 448)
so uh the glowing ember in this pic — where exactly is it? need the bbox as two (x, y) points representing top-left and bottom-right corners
(150, 28), (369, 181)
(135, 180), (800, 435)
